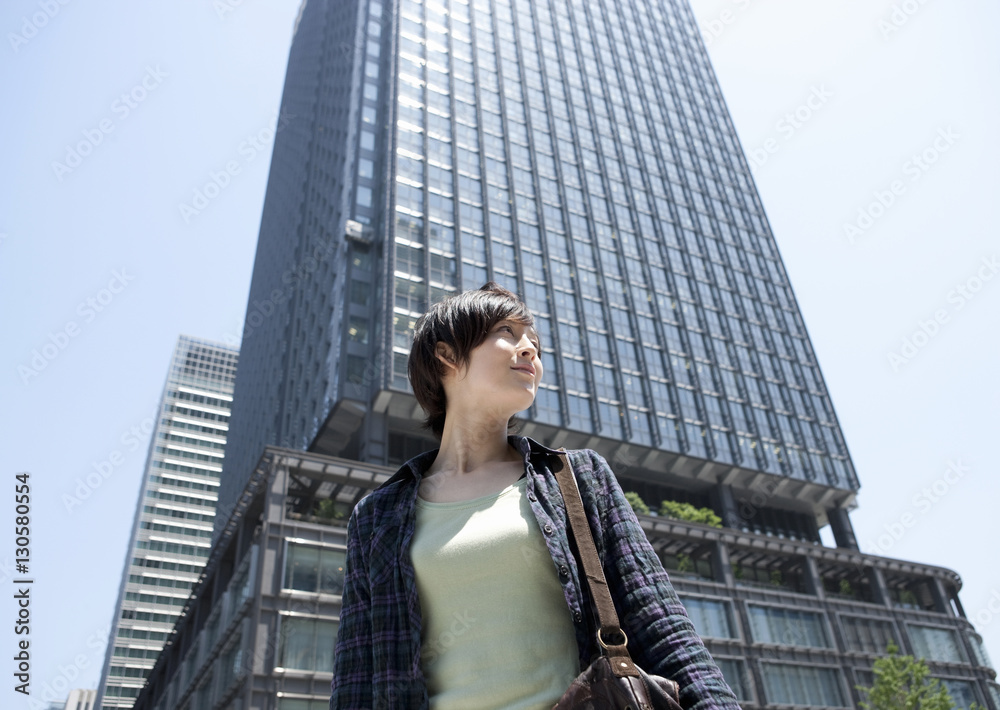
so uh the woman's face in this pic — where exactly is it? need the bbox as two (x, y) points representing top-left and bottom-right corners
(445, 318), (543, 417)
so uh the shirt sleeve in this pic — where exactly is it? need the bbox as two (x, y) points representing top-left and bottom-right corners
(581, 449), (742, 710)
(330, 500), (375, 710)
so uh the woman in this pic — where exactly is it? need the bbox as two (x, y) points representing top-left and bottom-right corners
(331, 283), (740, 710)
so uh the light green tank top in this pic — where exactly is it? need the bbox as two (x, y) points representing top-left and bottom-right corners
(411, 477), (579, 710)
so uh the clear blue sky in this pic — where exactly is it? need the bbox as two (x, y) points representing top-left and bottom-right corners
(1, 0), (997, 706)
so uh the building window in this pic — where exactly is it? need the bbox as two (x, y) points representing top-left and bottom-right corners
(908, 624), (966, 664)
(283, 542), (346, 595)
(841, 615), (896, 655)
(679, 597), (736, 639)
(715, 658), (753, 703)
(940, 680), (979, 710)
(345, 356), (367, 386)
(348, 316), (369, 345)
(986, 683), (1000, 710)
(360, 129), (375, 151)
(748, 605), (830, 648)
(759, 663), (846, 707)
(532, 387), (561, 426)
(278, 617), (338, 671)
(967, 632), (993, 668)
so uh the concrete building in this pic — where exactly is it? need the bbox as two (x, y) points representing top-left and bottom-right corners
(133, 0), (997, 707)
(96, 336), (238, 708)
(63, 689), (98, 710)
(136, 446), (998, 709)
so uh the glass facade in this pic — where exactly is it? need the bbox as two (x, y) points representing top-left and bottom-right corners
(283, 541), (347, 595)
(218, 0), (860, 524)
(378, 0), (858, 492)
(748, 605), (830, 648)
(715, 658), (752, 703)
(680, 596), (737, 640)
(841, 615), (897, 655)
(909, 623), (967, 664)
(942, 680), (980, 710)
(278, 616), (339, 672)
(759, 663), (847, 707)
(97, 336), (238, 709)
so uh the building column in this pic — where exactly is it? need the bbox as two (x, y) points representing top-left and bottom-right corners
(866, 565), (892, 608)
(712, 541), (735, 587)
(828, 507), (859, 550)
(801, 555), (825, 599)
(713, 483), (742, 531)
(358, 408), (388, 465)
(928, 577), (952, 615)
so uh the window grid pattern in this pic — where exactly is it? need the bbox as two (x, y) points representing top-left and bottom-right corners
(841, 615), (897, 655)
(384, 0), (858, 492)
(679, 596), (736, 640)
(760, 662), (847, 707)
(748, 604), (830, 648)
(908, 624), (967, 664)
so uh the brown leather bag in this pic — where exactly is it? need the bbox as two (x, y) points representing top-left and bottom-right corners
(551, 451), (683, 710)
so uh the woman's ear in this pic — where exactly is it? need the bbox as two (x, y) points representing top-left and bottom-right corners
(435, 342), (458, 373)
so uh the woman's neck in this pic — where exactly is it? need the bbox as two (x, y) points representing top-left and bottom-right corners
(429, 415), (519, 476)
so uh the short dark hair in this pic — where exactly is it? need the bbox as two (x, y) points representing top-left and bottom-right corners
(408, 282), (535, 438)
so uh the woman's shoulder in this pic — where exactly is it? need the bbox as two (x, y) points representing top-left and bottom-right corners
(550, 447), (619, 497)
(562, 447), (613, 475)
(349, 475), (417, 530)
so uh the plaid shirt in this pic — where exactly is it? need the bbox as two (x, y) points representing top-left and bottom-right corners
(330, 436), (742, 710)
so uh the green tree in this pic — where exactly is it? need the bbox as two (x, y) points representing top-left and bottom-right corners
(676, 553), (693, 573)
(314, 498), (347, 520)
(857, 643), (957, 710)
(658, 499), (722, 527)
(624, 491), (649, 515)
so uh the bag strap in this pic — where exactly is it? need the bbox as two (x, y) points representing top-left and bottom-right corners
(554, 450), (640, 678)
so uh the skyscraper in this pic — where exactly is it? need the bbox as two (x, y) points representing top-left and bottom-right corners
(96, 336), (238, 709)
(132, 0), (998, 708)
(218, 0), (862, 540)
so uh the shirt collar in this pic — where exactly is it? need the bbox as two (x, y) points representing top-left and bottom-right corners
(376, 435), (561, 490)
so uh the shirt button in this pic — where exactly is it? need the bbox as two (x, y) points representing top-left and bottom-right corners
(573, 611), (583, 623)
(559, 564), (569, 579)
(543, 524), (553, 535)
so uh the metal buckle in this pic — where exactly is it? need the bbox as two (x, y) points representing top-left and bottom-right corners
(597, 627), (629, 649)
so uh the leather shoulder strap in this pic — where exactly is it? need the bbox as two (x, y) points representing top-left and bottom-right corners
(554, 451), (636, 670)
